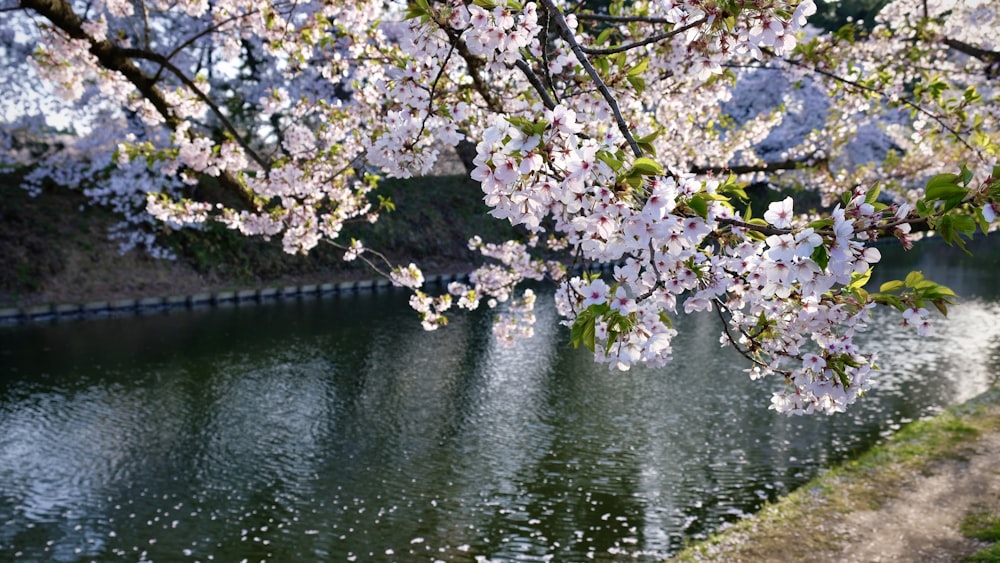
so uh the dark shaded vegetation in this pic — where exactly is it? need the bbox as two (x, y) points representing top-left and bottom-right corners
(813, 0), (892, 32)
(0, 171), (517, 304)
(0, 171), (75, 297)
(166, 174), (519, 280)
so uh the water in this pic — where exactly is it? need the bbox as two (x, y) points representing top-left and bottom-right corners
(1, 239), (999, 561)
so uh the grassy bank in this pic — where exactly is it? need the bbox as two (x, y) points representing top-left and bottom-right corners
(671, 388), (1000, 561)
(0, 173), (517, 307)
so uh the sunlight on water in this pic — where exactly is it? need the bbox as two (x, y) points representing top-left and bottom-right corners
(1, 239), (998, 561)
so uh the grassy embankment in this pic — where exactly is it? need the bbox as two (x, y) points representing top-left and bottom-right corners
(671, 388), (1000, 561)
(0, 172), (518, 306)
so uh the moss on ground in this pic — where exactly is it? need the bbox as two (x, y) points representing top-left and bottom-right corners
(962, 505), (1000, 561)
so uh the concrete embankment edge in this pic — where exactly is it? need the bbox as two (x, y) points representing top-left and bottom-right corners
(0, 274), (458, 324)
(0, 263), (618, 324)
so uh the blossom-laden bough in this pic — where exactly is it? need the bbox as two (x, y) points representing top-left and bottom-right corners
(4, 0), (1000, 414)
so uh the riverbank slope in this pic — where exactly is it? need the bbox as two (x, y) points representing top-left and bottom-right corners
(0, 173), (513, 308)
(672, 387), (1000, 562)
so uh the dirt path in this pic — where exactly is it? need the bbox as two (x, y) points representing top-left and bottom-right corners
(821, 433), (1000, 562)
(674, 402), (1000, 562)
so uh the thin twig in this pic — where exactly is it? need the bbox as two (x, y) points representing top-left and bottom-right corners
(414, 36), (460, 142)
(575, 13), (674, 25)
(713, 298), (776, 371)
(540, 5), (560, 104)
(773, 50), (985, 162)
(580, 16), (707, 56)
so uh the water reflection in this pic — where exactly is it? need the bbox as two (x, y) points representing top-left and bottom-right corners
(1, 238), (998, 560)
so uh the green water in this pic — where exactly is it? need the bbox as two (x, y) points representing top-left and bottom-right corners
(1, 239), (998, 561)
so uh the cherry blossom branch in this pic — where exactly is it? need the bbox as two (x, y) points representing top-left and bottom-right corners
(20, 0), (178, 125)
(774, 50), (985, 162)
(445, 27), (503, 113)
(154, 10), (264, 83)
(540, 7), (560, 104)
(413, 37), (460, 144)
(122, 48), (269, 171)
(942, 37), (1000, 76)
(714, 298), (777, 371)
(539, 0), (642, 158)
(324, 239), (395, 279)
(634, 239), (664, 302)
(19, 0), (263, 209)
(717, 218), (791, 236)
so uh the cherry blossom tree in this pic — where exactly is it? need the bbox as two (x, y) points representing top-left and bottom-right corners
(3, 0), (999, 414)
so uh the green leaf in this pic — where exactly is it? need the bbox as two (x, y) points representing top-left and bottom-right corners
(872, 293), (905, 311)
(936, 215), (974, 254)
(961, 164), (974, 186)
(594, 56), (609, 77)
(926, 173), (959, 188)
(903, 270), (924, 288)
(925, 182), (968, 201)
(377, 194), (395, 213)
(846, 269), (872, 290)
(865, 183), (881, 204)
(879, 280), (904, 292)
(612, 51), (626, 70)
(626, 74), (646, 94)
(952, 214), (977, 236)
(658, 311), (673, 329)
(688, 195), (708, 219)
(627, 57), (649, 76)
(811, 244), (829, 271)
(582, 317), (596, 352)
(976, 207), (992, 235)
(596, 150), (623, 172)
(570, 309), (597, 352)
(630, 157), (663, 176)
(904, 270), (925, 288)
(596, 27), (614, 45)
(636, 130), (661, 144)
(719, 177), (748, 201)
(625, 173), (643, 190)
(932, 299), (950, 316)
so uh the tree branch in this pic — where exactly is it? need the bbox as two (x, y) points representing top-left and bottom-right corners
(513, 59), (557, 110)
(539, 0), (642, 158)
(575, 13), (674, 25)
(942, 36), (1000, 77)
(19, 0), (259, 209)
(122, 47), (269, 172)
